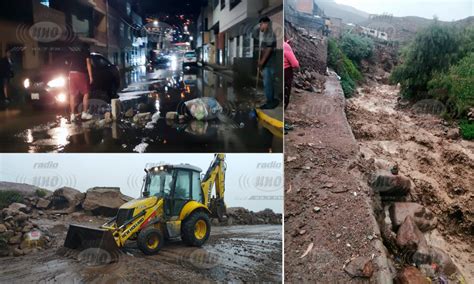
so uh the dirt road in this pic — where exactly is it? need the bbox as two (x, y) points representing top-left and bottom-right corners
(346, 81), (474, 281)
(284, 74), (391, 282)
(0, 214), (281, 283)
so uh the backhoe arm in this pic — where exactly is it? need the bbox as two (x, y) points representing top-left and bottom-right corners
(201, 153), (226, 221)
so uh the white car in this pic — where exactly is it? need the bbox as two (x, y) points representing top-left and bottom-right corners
(183, 51), (197, 66)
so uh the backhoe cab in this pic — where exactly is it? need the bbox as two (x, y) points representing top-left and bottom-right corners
(64, 154), (226, 255)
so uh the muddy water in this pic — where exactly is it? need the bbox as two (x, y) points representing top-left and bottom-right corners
(0, 64), (282, 153)
(0, 225), (281, 283)
(346, 82), (474, 281)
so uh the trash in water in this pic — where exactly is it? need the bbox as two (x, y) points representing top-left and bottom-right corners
(184, 97), (223, 121)
(133, 142), (149, 153)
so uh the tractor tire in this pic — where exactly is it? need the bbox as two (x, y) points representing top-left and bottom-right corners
(181, 211), (211, 247)
(137, 227), (164, 255)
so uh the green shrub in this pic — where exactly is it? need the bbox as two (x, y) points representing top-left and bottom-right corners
(428, 52), (474, 118)
(460, 120), (474, 140)
(36, 189), (47, 198)
(390, 23), (461, 99)
(0, 191), (23, 209)
(328, 38), (363, 97)
(340, 33), (374, 63)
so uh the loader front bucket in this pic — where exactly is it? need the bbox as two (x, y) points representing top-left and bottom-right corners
(64, 224), (119, 252)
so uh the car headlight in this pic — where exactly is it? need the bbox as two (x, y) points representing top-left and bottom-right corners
(47, 76), (66, 88)
(23, 78), (30, 89)
(55, 93), (67, 103)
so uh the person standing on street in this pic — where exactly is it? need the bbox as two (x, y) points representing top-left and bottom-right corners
(258, 16), (279, 109)
(68, 44), (94, 122)
(284, 37), (299, 132)
(0, 50), (14, 104)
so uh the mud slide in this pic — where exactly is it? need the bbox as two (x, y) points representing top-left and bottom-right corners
(346, 81), (474, 281)
(284, 74), (391, 282)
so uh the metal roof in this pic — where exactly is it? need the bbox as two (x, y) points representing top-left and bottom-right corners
(148, 164), (202, 172)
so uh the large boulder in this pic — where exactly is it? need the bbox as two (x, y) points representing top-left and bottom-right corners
(396, 216), (428, 251)
(7, 203), (27, 212)
(414, 247), (458, 276)
(371, 171), (411, 199)
(35, 198), (51, 210)
(82, 187), (132, 217)
(51, 187), (85, 213)
(395, 266), (429, 284)
(389, 203), (437, 232)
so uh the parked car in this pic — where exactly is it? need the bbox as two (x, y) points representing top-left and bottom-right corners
(146, 54), (171, 71)
(182, 50), (197, 66)
(24, 53), (120, 109)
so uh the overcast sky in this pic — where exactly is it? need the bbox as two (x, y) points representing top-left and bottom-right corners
(0, 154), (283, 213)
(334, 0), (473, 21)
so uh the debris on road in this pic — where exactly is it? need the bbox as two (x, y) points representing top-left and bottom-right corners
(184, 97), (223, 121)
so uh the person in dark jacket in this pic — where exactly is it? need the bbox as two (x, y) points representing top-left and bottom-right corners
(69, 44), (93, 122)
(0, 50), (14, 103)
(257, 16), (279, 109)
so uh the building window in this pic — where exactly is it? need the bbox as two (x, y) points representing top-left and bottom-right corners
(40, 0), (50, 7)
(213, 0), (218, 9)
(220, 0), (225, 10)
(229, 0), (241, 10)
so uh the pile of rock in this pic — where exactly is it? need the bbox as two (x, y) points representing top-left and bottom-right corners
(0, 184), (132, 257)
(370, 167), (462, 281)
(0, 202), (51, 257)
(222, 207), (282, 226)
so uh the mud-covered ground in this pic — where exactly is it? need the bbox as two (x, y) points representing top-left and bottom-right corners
(346, 81), (474, 281)
(0, 213), (282, 283)
(284, 75), (390, 282)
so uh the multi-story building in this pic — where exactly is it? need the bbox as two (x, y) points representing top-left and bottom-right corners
(0, 0), (146, 87)
(198, 0), (283, 67)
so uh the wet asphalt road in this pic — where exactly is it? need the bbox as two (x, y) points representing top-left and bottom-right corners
(0, 62), (282, 153)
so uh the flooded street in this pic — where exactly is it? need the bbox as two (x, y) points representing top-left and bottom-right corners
(0, 63), (282, 153)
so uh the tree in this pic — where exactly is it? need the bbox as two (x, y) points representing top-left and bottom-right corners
(340, 33), (374, 63)
(328, 39), (362, 97)
(428, 52), (474, 118)
(390, 23), (460, 99)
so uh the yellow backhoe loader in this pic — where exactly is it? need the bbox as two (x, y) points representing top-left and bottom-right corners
(64, 154), (226, 255)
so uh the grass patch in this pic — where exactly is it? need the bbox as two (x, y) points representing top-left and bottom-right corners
(459, 120), (474, 140)
(0, 191), (23, 209)
(36, 189), (47, 198)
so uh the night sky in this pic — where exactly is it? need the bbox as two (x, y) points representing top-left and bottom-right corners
(139, 0), (204, 18)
